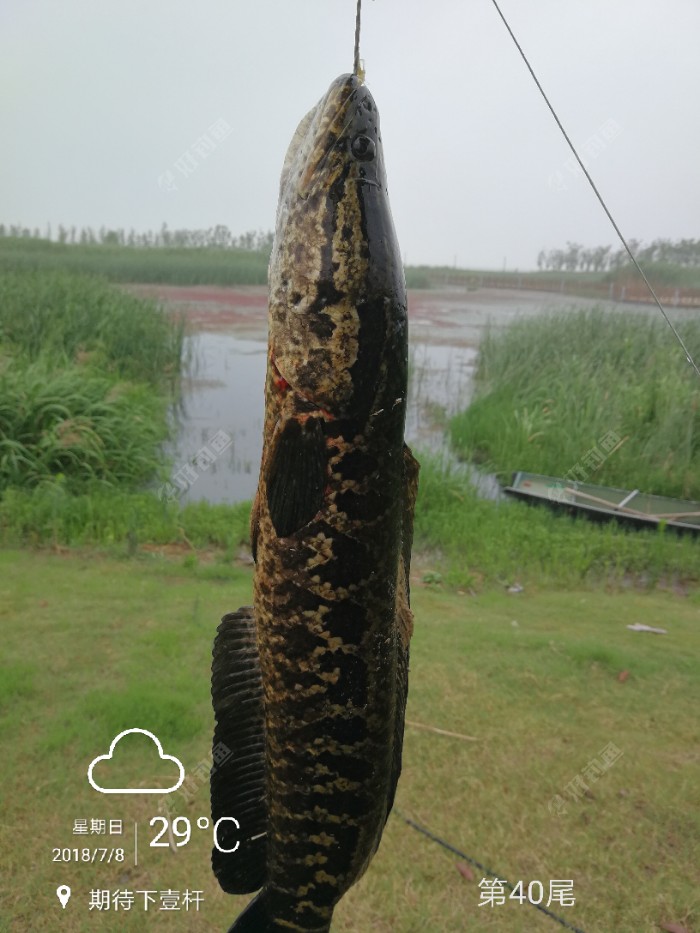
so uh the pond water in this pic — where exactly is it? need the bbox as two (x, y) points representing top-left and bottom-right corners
(166, 333), (479, 504)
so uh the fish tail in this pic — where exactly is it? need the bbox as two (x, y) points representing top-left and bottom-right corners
(229, 889), (332, 933)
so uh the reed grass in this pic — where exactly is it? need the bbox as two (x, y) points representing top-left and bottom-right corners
(4, 237), (700, 293)
(0, 269), (185, 385)
(449, 308), (700, 499)
(0, 360), (170, 491)
(0, 269), (187, 493)
(0, 237), (269, 286)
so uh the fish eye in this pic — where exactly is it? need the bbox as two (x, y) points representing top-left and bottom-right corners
(350, 135), (376, 162)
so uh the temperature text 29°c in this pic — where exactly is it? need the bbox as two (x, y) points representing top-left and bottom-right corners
(149, 816), (240, 853)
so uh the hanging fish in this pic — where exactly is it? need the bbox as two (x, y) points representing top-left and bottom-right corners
(211, 63), (418, 933)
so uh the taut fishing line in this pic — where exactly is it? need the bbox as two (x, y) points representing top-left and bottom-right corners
(487, 0), (700, 379)
(354, 0), (362, 76)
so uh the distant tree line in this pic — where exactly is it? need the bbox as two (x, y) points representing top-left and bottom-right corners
(536, 238), (700, 273)
(0, 222), (274, 253)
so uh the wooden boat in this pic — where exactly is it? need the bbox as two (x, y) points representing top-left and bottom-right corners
(503, 471), (700, 536)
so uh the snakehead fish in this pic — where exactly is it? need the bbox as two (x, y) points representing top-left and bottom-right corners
(211, 71), (419, 933)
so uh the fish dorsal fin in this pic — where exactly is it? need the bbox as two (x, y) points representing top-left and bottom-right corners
(211, 607), (267, 894)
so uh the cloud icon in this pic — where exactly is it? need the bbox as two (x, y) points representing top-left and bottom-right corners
(87, 728), (185, 795)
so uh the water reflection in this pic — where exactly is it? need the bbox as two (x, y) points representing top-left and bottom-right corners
(407, 343), (477, 450)
(165, 335), (265, 504)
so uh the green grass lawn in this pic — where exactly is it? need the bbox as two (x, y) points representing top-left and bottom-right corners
(1, 549), (698, 932)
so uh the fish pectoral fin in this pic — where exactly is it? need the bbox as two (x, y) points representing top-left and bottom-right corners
(211, 607), (267, 895)
(401, 443), (420, 586)
(386, 563), (412, 820)
(385, 445), (420, 820)
(266, 416), (326, 537)
(250, 489), (261, 563)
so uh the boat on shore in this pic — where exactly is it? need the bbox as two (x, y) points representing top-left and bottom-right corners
(504, 471), (700, 536)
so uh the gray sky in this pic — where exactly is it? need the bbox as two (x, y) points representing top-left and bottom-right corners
(2, 0), (699, 269)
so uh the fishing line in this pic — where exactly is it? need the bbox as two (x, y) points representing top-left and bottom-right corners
(394, 809), (589, 933)
(353, 0), (362, 76)
(487, 0), (700, 380)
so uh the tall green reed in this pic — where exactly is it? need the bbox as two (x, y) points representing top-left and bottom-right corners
(0, 269), (185, 386)
(0, 360), (169, 491)
(0, 269), (187, 492)
(0, 238), (269, 287)
(450, 308), (700, 499)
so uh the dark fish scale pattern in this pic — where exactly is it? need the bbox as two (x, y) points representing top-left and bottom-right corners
(211, 72), (419, 933)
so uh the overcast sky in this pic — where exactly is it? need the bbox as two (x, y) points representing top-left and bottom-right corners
(2, 0), (699, 269)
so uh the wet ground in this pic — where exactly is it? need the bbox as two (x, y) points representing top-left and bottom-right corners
(126, 285), (653, 504)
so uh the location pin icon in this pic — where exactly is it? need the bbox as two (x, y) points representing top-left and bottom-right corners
(56, 885), (71, 909)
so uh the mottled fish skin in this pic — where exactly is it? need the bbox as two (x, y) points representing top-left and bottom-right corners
(212, 73), (419, 933)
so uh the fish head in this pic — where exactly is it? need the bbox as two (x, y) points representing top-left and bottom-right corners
(287, 73), (386, 202)
(268, 73), (406, 421)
